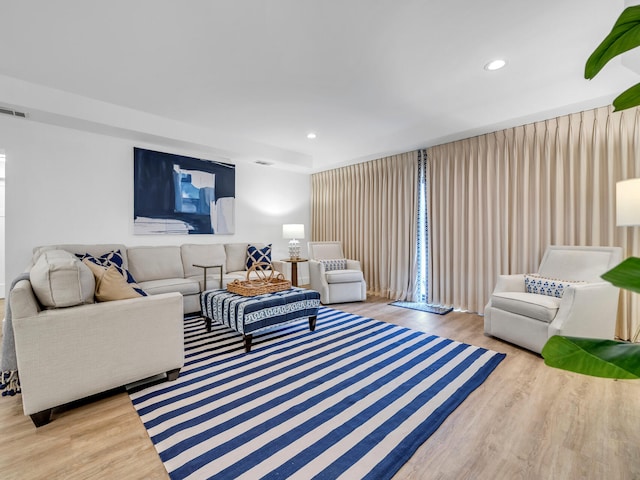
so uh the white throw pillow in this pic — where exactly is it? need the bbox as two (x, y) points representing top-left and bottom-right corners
(225, 243), (249, 272)
(30, 249), (95, 308)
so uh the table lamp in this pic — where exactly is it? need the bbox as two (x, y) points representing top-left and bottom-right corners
(616, 178), (640, 342)
(617, 178), (640, 226)
(283, 224), (304, 260)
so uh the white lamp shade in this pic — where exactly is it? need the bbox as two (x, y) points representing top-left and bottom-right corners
(283, 224), (305, 239)
(616, 178), (640, 226)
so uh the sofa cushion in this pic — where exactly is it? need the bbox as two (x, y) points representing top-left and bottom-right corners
(319, 259), (347, 272)
(181, 244), (227, 277)
(246, 244), (272, 270)
(82, 260), (145, 302)
(33, 244), (129, 269)
(524, 274), (585, 298)
(30, 250), (95, 308)
(76, 250), (147, 297)
(127, 246), (184, 282)
(225, 243), (249, 272)
(491, 291), (561, 323)
(325, 270), (365, 284)
(138, 278), (201, 296)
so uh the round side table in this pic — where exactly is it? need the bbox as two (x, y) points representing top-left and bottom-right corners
(280, 258), (308, 287)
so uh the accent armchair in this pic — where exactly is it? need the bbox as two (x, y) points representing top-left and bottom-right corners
(484, 245), (623, 354)
(308, 241), (367, 304)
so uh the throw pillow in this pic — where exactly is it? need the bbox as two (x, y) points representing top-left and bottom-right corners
(83, 260), (145, 302)
(30, 249), (95, 308)
(246, 244), (272, 270)
(319, 259), (347, 271)
(76, 250), (147, 297)
(524, 274), (586, 298)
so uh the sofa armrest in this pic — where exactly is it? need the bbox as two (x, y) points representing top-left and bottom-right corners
(308, 260), (328, 290)
(10, 279), (41, 319)
(13, 292), (184, 416)
(346, 259), (362, 271)
(271, 260), (285, 275)
(484, 274), (526, 320)
(549, 282), (620, 339)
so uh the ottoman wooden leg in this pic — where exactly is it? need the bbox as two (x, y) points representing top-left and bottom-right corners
(244, 334), (253, 353)
(309, 316), (317, 331)
(204, 317), (212, 332)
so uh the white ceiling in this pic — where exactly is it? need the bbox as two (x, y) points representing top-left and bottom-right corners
(1, 0), (639, 172)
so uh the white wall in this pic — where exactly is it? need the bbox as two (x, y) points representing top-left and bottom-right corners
(0, 153), (5, 298)
(0, 116), (311, 286)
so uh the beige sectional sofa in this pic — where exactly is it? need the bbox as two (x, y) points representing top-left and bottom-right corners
(10, 242), (281, 426)
(31, 242), (283, 314)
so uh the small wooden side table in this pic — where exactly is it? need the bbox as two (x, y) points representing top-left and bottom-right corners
(193, 264), (223, 291)
(280, 258), (308, 287)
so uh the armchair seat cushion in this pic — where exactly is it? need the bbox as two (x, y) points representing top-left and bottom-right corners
(491, 291), (561, 323)
(325, 269), (365, 284)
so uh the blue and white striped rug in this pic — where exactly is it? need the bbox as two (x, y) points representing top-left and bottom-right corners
(130, 307), (505, 480)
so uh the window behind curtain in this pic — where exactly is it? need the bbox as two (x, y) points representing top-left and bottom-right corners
(416, 149), (428, 302)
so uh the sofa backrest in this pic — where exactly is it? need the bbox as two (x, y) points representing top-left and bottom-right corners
(127, 246), (184, 282)
(181, 243), (227, 276)
(538, 245), (623, 282)
(33, 244), (129, 269)
(308, 241), (345, 260)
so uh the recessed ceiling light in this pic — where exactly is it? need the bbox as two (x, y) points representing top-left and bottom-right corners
(484, 59), (507, 71)
(307, 132), (317, 139)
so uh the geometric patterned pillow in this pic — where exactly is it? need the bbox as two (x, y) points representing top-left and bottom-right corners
(246, 244), (272, 270)
(319, 258), (347, 271)
(76, 250), (147, 296)
(524, 274), (585, 298)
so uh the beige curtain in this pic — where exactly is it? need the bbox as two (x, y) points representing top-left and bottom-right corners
(427, 105), (640, 340)
(311, 152), (418, 300)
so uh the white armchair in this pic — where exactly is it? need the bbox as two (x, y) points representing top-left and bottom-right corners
(484, 245), (623, 353)
(308, 241), (367, 304)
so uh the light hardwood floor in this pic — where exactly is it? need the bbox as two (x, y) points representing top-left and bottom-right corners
(1, 296), (639, 480)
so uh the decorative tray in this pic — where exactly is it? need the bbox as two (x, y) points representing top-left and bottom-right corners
(226, 262), (292, 296)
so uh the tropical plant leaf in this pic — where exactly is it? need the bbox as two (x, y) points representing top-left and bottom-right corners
(585, 5), (640, 79)
(601, 256), (640, 294)
(613, 82), (640, 111)
(542, 336), (640, 379)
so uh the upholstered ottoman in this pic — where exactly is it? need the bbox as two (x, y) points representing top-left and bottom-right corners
(200, 287), (321, 352)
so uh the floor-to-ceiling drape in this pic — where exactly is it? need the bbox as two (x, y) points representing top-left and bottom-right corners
(427, 105), (640, 340)
(311, 152), (418, 301)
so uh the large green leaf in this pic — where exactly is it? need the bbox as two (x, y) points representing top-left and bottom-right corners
(613, 82), (640, 111)
(600, 256), (640, 294)
(585, 5), (640, 79)
(542, 336), (640, 379)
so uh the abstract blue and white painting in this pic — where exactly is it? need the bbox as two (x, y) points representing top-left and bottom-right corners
(134, 147), (235, 234)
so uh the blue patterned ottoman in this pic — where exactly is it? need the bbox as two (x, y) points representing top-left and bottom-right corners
(200, 287), (321, 352)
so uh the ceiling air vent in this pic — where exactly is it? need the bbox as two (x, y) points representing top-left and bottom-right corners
(0, 107), (27, 118)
